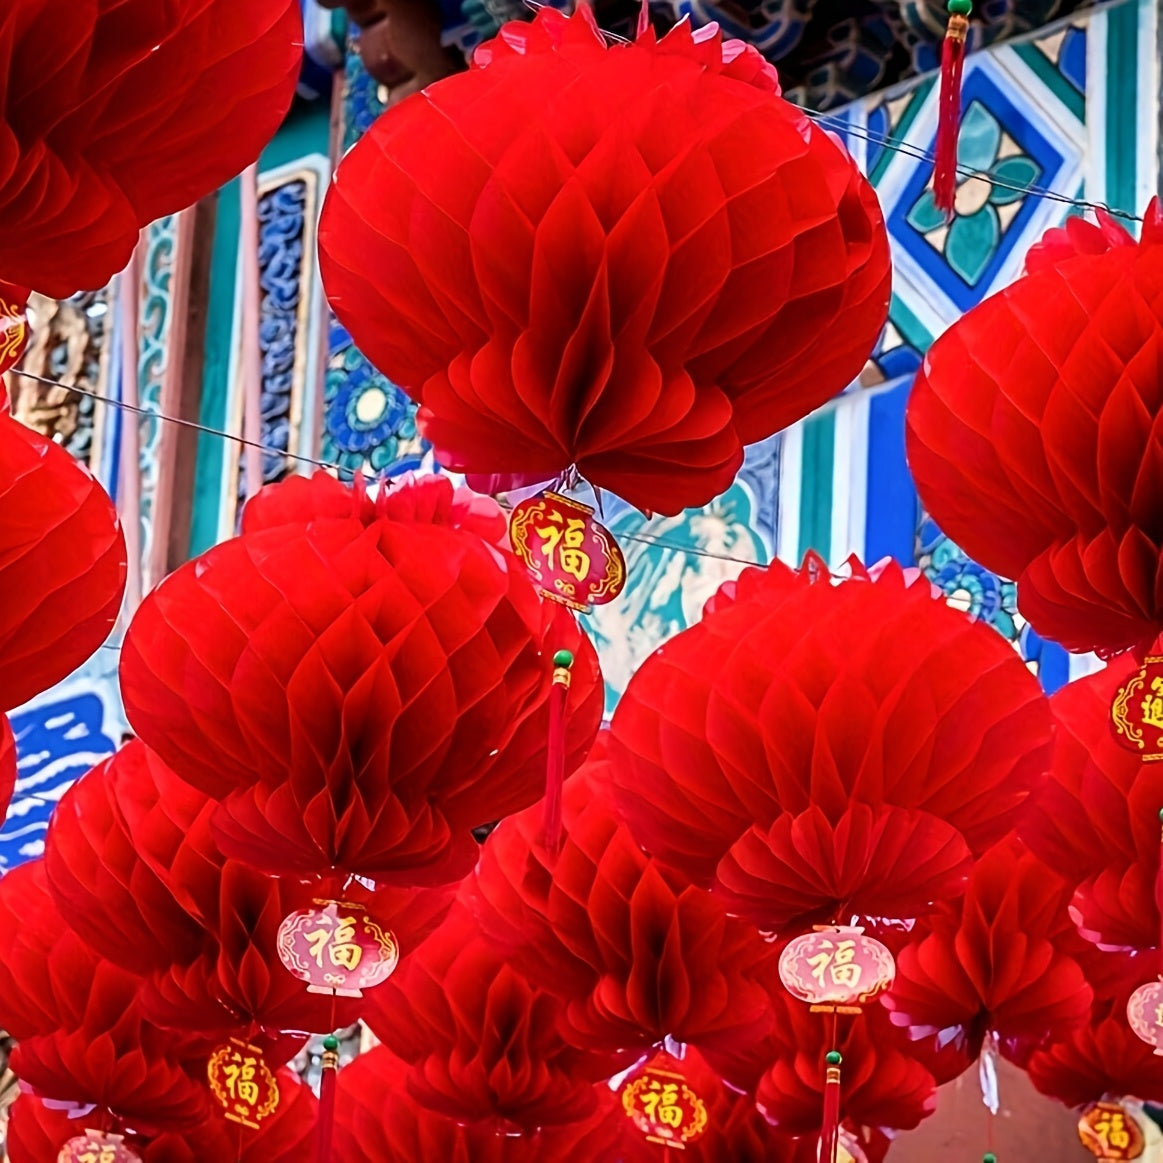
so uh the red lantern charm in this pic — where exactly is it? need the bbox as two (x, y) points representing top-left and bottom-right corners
(508, 492), (626, 613)
(1127, 980), (1163, 1054)
(1111, 650), (1163, 760)
(57, 1131), (140, 1163)
(1078, 1100), (1145, 1159)
(778, 926), (896, 1014)
(620, 1052), (708, 1151)
(207, 1038), (280, 1129)
(0, 281), (28, 378)
(276, 900), (399, 997)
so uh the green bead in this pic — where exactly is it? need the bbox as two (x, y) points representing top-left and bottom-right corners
(948, 0), (972, 13)
(983, 1154), (997, 1163)
(323, 1035), (339, 1052)
(825, 1050), (842, 1066)
(1157, 806), (1163, 822)
(553, 649), (575, 668)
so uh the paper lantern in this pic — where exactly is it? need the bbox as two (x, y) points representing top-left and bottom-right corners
(881, 837), (1091, 1063)
(120, 472), (603, 884)
(207, 1039), (281, 1130)
(620, 1052), (709, 1151)
(779, 926), (895, 1013)
(508, 492), (626, 613)
(57, 1131), (140, 1163)
(363, 900), (623, 1131)
(1110, 649), (1163, 760)
(469, 757), (774, 1058)
(1021, 659), (1163, 953)
(0, 863), (210, 1135)
(1078, 1101), (1146, 1160)
(318, 6), (890, 515)
(609, 556), (1051, 931)
(0, 413), (126, 711)
(276, 899), (399, 996)
(0, 281), (28, 374)
(906, 202), (1163, 656)
(10, 1068), (317, 1163)
(0, 0), (303, 296)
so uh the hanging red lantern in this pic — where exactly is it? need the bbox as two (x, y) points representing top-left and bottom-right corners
(469, 758), (774, 1059)
(620, 1051), (709, 1152)
(1111, 649), (1163, 760)
(120, 472), (603, 885)
(608, 556), (1051, 931)
(882, 836), (1092, 1064)
(207, 1039), (281, 1130)
(276, 899), (399, 996)
(0, 413), (126, 711)
(906, 202), (1163, 657)
(1021, 659), (1163, 954)
(56, 1131), (140, 1163)
(363, 900), (625, 1131)
(508, 492), (626, 613)
(318, 6), (890, 515)
(0, 0), (303, 296)
(778, 926), (896, 1014)
(1078, 1101), (1145, 1160)
(0, 281), (29, 375)
(0, 862), (210, 1135)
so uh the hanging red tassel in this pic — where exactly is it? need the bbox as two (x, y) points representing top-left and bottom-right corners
(542, 649), (574, 854)
(933, 0), (973, 218)
(315, 1034), (339, 1163)
(819, 1050), (842, 1163)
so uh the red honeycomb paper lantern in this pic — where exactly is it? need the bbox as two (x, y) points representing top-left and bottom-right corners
(906, 202), (1163, 656)
(120, 472), (603, 885)
(778, 926), (895, 1013)
(276, 899), (399, 996)
(319, 6), (890, 515)
(0, 413), (126, 711)
(0, 0), (303, 296)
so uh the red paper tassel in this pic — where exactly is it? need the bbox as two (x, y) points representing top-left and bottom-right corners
(315, 1035), (339, 1163)
(819, 1050), (842, 1163)
(542, 649), (575, 854)
(933, 0), (972, 218)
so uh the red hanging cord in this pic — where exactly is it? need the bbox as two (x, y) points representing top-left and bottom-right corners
(819, 1050), (842, 1163)
(542, 648), (574, 854)
(1155, 808), (1163, 953)
(933, 0), (973, 217)
(315, 1034), (339, 1163)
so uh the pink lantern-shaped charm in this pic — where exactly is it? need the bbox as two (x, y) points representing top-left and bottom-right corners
(1128, 980), (1163, 1054)
(778, 925), (896, 1014)
(57, 1130), (140, 1163)
(276, 899), (399, 997)
(619, 1052), (708, 1151)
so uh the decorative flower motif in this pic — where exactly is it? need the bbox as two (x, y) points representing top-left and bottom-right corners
(907, 101), (1043, 286)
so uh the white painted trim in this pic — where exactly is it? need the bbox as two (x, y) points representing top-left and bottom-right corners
(776, 421), (803, 565)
